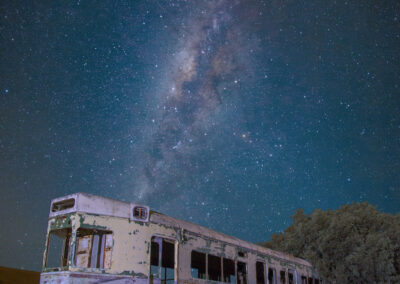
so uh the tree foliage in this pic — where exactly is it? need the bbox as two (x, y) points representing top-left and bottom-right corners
(263, 202), (400, 283)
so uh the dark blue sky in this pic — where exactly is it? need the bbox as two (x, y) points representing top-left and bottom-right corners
(1, 0), (399, 271)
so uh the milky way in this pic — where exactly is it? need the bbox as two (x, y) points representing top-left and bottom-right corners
(131, 1), (256, 201)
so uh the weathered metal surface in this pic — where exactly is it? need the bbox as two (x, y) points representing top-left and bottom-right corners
(75, 235), (91, 268)
(40, 271), (140, 284)
(49, 193), (131, 219)
(41, 193), (319, 284)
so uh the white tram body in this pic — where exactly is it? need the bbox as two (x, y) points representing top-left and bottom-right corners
(40, 193), (322, 284)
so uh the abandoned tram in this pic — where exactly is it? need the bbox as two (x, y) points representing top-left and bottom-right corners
(41, 193), (322, 284)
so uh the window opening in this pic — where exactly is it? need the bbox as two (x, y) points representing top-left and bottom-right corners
(208, 254), (221, 281)
(52, 199), (75, 212)
(238, 251), (247, 258)
(308, 277), (313, 284)
(223, 258), (235, 283)
(133, 206), (147, 220)
(150, 241), (160, 277)
(75, 229), (112, 269)
(314, 279), (319, 284)
(162, 240), (174, 283)
(256, 262), (265, 284)
(280, 271), (286, 284)
(237, 262), (247, 284)
(288, 272), (294, 284)
(268, 268), (276, 284)
(46, 228), (72, 269)
(150, 237), (175, 284)
(191, 251), (206, 279)
(301, 276), (307, 284)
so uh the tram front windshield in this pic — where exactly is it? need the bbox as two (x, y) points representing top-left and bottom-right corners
(45, 228), (72, 270)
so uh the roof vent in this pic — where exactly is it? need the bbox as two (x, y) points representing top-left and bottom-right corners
(52, 198), (75, 212)
(130, 204), (150, 222)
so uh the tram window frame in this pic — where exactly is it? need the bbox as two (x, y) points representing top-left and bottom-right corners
(74, 228), (113, 270)
(208, 254), (222, 281)
(150, 237), (175, 283)
(256, 261), (266, 284)
(223, 258), (235, 283)
(280, 270), (286, 284)
(150, 241), (160, 275)
(162, 240), (174, 269)
(237, 261), (247, 284)
(45, 228), (72, 269)
(288, 269), (294, 284)
(268, 267), (276, 284)
(133, 206), (147, 220)
(191, 250), (206, 279)
(51, 198), (75, 212)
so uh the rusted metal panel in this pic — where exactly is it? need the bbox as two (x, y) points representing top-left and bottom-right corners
(75, 235), (92, 268)
(104, 234), (113, 269)
(40, 271), (140, 284)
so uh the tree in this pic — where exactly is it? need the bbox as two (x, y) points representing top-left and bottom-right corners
(263, 203), (400, 283)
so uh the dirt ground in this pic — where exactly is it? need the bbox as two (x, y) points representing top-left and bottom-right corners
(0, 266), (40, 284)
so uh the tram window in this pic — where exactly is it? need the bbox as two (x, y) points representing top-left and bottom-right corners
(150, 241), (160, 276)
(237, 262), (247, 284)
(46, 228), (72, 268)
(288, 271), (294, 284)
(256, 262), (265, 284)
(223, 258), (235, 283)
(191, 251), (206, 279)
(301, 276), (307, 284)
(268, 268), (276, 284)
(208, 254), (222, 281)
(133, 206), (147, 220)
(162, 240), (174, 268)
(162, 240), (174, 283)
(280, 271), (286, 284)
(75, 229), (112, 269)
(150, 237), (175, 283)
(52, 198), (75, 212)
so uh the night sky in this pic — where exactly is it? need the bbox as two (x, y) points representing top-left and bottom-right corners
(1, 0), (399, 271)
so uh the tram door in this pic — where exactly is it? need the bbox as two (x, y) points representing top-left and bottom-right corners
(150, 237), (175, 284)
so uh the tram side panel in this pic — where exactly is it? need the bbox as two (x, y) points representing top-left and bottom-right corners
(73, 213), (150, 278)
(176, 227), (315, 284)
(42, 211), (318, 284)
(179, 231), (238, 282)
(178, 230), (268, 284)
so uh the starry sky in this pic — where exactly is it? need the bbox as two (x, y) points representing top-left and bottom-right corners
(1, 0), (399, 271)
